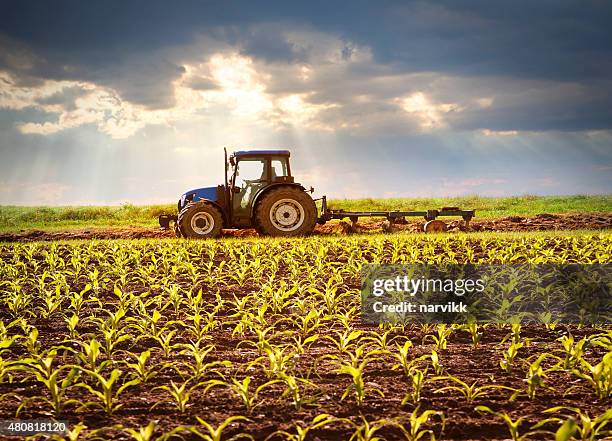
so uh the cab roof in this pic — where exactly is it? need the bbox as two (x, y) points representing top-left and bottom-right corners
(233, 150), (290, 158)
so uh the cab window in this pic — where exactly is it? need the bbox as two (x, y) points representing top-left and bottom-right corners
(270, 159), (288, 179)
(234, 159), (266, 188)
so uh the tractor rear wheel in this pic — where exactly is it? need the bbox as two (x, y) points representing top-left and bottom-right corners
(255, 187), (317, 237)
(178, 201), (223, 239)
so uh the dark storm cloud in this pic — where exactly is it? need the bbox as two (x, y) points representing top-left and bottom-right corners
(3, 1), (611, 76)
(1, 0), (612, 129)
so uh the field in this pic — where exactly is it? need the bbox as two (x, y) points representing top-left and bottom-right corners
(1, 195), (611, 232)
(0, 231), (611, 440)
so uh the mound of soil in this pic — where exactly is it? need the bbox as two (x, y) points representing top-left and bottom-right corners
(0, 212), (610, 242)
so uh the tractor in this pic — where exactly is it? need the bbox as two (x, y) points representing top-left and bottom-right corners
(159, 149), (318, 238)
(159, 149), (475, 238)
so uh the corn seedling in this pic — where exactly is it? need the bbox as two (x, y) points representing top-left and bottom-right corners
(123, 350), (158, 383)
(401, 368), (428, 405)
(423, 325), (453, 350)
(390, 406), (445, 441)
(220, 376), (280, 414)
(570, 352), (612, 399)
(191, 416), (252, 441)
(475, 406), (534, 441)
(266, 414), (336, 441)
(349, 416), (388, 441)
(152, 379), (216, 413)
(76, 368), (141, 415)
(432, 375), (518, 403)
(337, 359), (384, 406)
(542, 406), (612, 441)
(500, 341), (523, 373)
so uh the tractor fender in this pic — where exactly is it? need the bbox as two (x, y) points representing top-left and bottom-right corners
(182, 199), (228, 226)
(250, 183), (307, 219)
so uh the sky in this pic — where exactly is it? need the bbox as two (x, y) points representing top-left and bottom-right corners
(0, 0), (611, 205)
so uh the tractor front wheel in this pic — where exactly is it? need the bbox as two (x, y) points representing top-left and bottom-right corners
(178, 201), (223, 239)
(255, 187), (317, 237)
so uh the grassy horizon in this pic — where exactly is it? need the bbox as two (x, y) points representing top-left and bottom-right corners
(0, 194), (610, 232)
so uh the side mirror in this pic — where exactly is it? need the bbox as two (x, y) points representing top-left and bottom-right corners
(229, 157), (235, 166)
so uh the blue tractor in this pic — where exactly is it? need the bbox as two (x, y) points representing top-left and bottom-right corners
(158, 148), (475, 238)
(159, 149), (319, 238)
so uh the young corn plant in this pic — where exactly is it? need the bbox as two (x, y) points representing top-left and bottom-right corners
(430, 350), (443, 375)
(76, 338), (111, 373)
(337, 359), (384, 406)
(123, 350), (158, 383)
(14, 352), (82, 416)
(390, 406), (445, 441)
(460, 323), (482, 349)
(216, 376), (280, 414)
(123, 421), (189, 441)
(432, 376), (518, 404)
(556, 334), (588, 370)
(348, 416), (388, 441)
(475, 406), (534, 441)
(23, 327), (41, 356)
(569, 352), (612, 399)
(542, 406), (612, 441)
(266, 414), (336, 441)
(190, 416), (252, 441)
(363, 329), (398, 352)
(153, 329), (180, 358)
(423, 325), (453, 350)
(500, 341), (523, 373)
(297, 309), (326, 337)
(391, 340), (414, 376)
(277, 373), (316, 411)
(64, 313), (80, 340)
(524, 354), (554, 400)
(177, 340), (231, 381)
(152, 379), (217, 413)
(0, 356), (20, 384)
(291, 334), (319, 355)
(76, 368), (141, 415)
(502, 324), (523, 345)
(401, 368), (428, 405)
(326, 330), (363, 355)
(258, 345), (297, 379)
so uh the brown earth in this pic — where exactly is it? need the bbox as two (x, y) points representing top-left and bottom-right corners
(1, 316), (609, 441)
(0, 237), (610, 439)
(0, 212), (610, 242)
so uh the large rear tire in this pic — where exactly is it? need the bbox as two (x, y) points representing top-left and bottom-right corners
(255, 187), (317, 237)
(178, 201), (224, 239)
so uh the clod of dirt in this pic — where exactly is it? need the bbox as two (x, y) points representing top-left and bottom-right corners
(504, 216), (524, 223)
(381, 220), (399, 233)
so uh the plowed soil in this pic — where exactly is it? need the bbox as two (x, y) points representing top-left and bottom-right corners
(1, 212), (610, 242)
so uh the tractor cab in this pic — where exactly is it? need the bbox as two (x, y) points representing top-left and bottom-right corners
(228, 150), (294, 226)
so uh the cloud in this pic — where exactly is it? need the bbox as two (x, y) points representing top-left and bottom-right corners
(480, 129), (518, 136)
(396, 92), (462, 130)
(2, 12), (612, 140)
